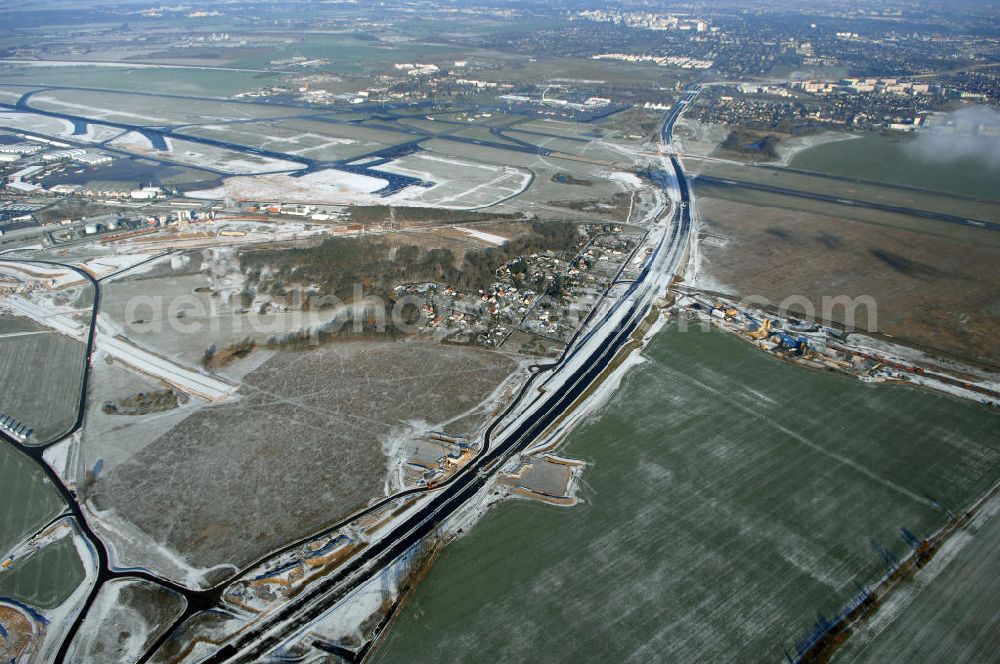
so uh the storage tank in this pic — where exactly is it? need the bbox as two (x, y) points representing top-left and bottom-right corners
(84, 223), (99, 235)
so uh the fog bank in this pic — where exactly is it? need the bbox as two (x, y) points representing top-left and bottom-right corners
(907, 106), (1000, 168)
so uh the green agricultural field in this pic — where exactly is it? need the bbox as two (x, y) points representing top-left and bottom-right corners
(0, 66), (276, 98)
(0, 317), (87, 444)
(0, 527), (85, 610)
(835, 492), (1000, 664)
(790, 134), (1000, 201)
(373, 324), (1000, 664)
(0, 444), (65, 554)
(0, 316), (39, 335)
(28, 88), (302, 127)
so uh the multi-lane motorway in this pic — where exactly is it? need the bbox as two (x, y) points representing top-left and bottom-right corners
(194, 90), (699, 663)
(0, 86), (698, 662)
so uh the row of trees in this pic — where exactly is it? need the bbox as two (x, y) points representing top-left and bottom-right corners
(347, 205), (517, 225)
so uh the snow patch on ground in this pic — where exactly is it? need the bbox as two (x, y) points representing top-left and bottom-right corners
(685, 251), (737, 295)
(600, 170), (643, 188)
(92, 315), (237, 402)
(776, 131), (861, 166)
(41, 436), (80, 486)
(381, 420), (433, 495)
(0, 111), (75, 137)
(79, 252), (161, 279)
(185, 169), (388, 203)
(109, 133), (300, 174)
(377, 153), (532, 209)
(85, 504), (238, 590)
(453, 226), (508, 245)
(109, 131), (161, 152)
(78, 123), (125, 144)
(63, 579), (146, 662)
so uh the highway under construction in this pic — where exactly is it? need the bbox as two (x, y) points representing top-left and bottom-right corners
(184, 92), (699, 664)
(0, 91), (700, 663)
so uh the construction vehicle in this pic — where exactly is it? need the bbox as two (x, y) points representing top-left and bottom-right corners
(748, 318), (771, 340)
(774, 332), (809, 355)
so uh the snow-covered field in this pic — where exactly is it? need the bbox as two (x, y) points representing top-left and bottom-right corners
(379, 153), (532, 209)
(77, 253), (162, 279)
(0, 262), (88, 290)
(107, 133), (303, 174)
(186, 168), (387, 203)
(77, 122), (125, 143)
(94, 337), (235, 401)
(0, 111), (127, 146)
(599, 170), (644, 188)
(0, 111), (76, 138)
(1, 293), (88, 339)
(2, 263), (236, 403)
(64, 578), (186, 664)
(31, 95), (168, 125)
(94, 314), (236, 401)
(0, 111), (123, 143)
(108, 131), (170, 153)
(85, 504), (239, 589)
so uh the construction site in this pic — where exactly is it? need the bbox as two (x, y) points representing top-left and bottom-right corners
(672, 289), (1000, 408)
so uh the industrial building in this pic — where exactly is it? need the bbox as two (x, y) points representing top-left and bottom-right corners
(0, 412), (33, 442)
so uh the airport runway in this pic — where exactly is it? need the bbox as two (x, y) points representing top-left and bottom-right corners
(694, 174), (1000, 232)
